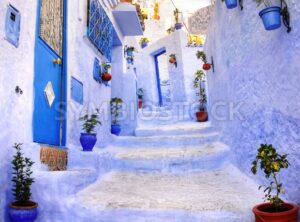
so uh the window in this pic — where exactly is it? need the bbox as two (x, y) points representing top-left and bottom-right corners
(87, 0), (113, 61)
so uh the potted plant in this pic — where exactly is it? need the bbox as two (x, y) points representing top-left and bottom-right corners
(9, 143), (38, 222)
(101, 63), (112, 82)
(79, 109), (101, 151)
(111, 97), (123, 136)
(137, 88), (144, 109)
(251, 144), (299, 222)
(221, 0), (238, 9)
(254, 0), (281, 31)
(173, 8), (183, 30)
(193, 70), (208, 122)
(196, 51), (212, 71)
(125, 46), (135, 57)
(139, 38), (149, 48)
(126, 56), (134, 65)
(169, 54), (177, 67)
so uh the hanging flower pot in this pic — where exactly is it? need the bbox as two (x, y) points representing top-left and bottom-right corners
(224, 0), (238, 9)
(125, 46), (135, 57)
(202, 63), (211, 71)
(102, 72), (112, 82)
(169, 57), (175, 64)
(141, 42), (148, 48)
(259, 6), (281, 31)
(174, 23), (183, 30)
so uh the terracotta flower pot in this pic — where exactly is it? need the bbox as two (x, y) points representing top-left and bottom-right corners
(203, 63), (211, 71)
(253, 203), (299, 222)
(138, 99), (143, 109)
(102, 72), (112, 81)
(196, 111), (208, 122)
(169, 57), (175, 64)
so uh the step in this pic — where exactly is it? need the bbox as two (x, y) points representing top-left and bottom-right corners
(112, 132), (220, 148)
(33, 168), (97, 198)
(111, 142), (230, 172)
(135, 122), (214, 137)
(74, 165), (262, 222)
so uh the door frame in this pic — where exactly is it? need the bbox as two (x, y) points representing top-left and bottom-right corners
(153, 48), (166, 107)
(33, 0), (68, 146)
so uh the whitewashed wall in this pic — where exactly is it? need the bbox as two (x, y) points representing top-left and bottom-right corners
(0, 0), (126, 220)
(205, 0), (300, 204)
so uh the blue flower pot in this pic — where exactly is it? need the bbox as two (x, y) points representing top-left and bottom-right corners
(126, 50), (133, 57)
(111, 124), (121, 136)
(9, 202), (38, 222)
(259, 6), (281, 31)
(225, 0), (237, 9)
(80, 133), (97, 151)
(175, 23), (183, 30)
(141, 42), (148, 48)
(127, 58), (133, 64)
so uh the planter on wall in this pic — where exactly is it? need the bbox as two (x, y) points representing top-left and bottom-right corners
(253, 203), (298, 222)
(80, 133), (97, 151)
(225, 0), (237, 9)
(141, 42), (148, 48)
(174, 23), (183, 30)
(259, 6), (281, 31)
(9, 202), (38, 222)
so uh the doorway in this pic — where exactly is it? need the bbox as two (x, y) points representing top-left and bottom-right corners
(154, 49), (171, 107)
(33, 0), (67, 146)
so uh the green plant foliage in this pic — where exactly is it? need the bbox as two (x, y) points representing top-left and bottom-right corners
(251, 144), (290, 211)
(193, 70), (207, 111)
(102, 63), (111, 72)
(137, 88), (144, 99)
(173, 8), (180, 23)
(11, 143), (35, 206)
(125, 46), (135, 52)
(196, 51), (207, 63)
(139, 38), (150, 44)
(79, 109), (101, 134)
(111, 97), (123, 124)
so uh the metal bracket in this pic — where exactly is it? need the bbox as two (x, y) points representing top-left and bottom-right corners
(211, 56), (215, 73)
(239, 0), (243, 11)
(281, 0), (291, 33)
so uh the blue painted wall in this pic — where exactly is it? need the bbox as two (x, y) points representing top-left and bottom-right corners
(205, 0), (300, 204)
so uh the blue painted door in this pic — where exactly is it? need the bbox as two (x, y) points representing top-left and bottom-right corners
(33, 0), (65, 146)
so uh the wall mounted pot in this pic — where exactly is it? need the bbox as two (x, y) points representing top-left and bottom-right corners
(141, 42), (148, 48)
(175, 23), (183, 30)
(127, 57), (133, 64)
(259, 6), (281, 31)
(9, 201), (38, 222)
(253, 203), (298, 222)
(126, 50), (133, 57)
(80, 133), (97, 151)
(138, 99), (143, 109)
(102, 72), (112, 81)
(111, 124), (121, 136)
(196, 111), (208, 122)
(203, 63), (211, 71)
(169, 57), (176, 64)
(225, 0), (237, 9)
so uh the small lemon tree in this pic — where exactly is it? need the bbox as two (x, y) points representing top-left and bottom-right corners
(251, 144), (290, 211)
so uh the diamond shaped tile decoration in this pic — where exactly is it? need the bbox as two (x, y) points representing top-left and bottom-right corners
(44, 81), (55, 107)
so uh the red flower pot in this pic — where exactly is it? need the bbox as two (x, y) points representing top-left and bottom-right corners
(196, 111), (208, 122)
(253, 203), (299, 222)
(203, 63), (211, 71)
(102, 72), (112, 81)
(138, 99), (143, 109)
(169, 57), (176, 64)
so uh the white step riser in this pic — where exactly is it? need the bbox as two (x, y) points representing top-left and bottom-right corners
(113, 150), (229, 173)
(113, 134), (220, 148)
(135, 126), (215, 137)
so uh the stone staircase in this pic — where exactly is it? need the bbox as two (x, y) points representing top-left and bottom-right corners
(34, 119), (262, 222)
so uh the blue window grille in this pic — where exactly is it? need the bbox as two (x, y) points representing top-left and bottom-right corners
(93, 57), (100, 82)
(88, 0), (113, 62)
(71, 77), (84, 105)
